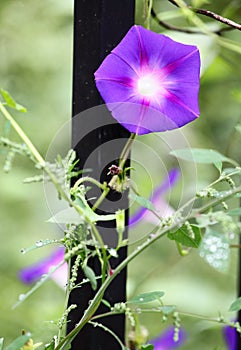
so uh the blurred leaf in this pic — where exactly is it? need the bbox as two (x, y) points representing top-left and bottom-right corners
(127, 291), (164, 304)
(235, 124), (241, 134)
(0, 339), (3, 350)
(170, 148), (229, 164)
(129, 193), (155, 211)
(48, 207), (116, 224)
(159, 305), (176, 315)
(168, 225), (202, 248)
(82, 264), (97, 291)
(199, 230), (230, 272)
(0, 89), (27, 112)
(217, 36), (241, 55)
(229, 297), (241, 312)
(191, 0), (210, 6)
(5, 335), (31, 350)
(141, 345), (154, 350)
(44, 340), (55, 350)
(227, 208), (241, 216)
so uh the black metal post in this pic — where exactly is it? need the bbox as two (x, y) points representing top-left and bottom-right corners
(67, 1), (135, 349)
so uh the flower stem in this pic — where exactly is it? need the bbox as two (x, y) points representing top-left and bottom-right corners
(56, 182), (241, 349)
(0, 103), (45, 166)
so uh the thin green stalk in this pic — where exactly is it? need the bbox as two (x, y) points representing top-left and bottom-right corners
(72, 176), (106, 191)
(145, 0), (153, 30)
(88, 321), (126, 349)
(92, 185), (110, 212)
(0, 103), (45, 166)
(118, 133), (136, 169)
(56, 181), (241, 349)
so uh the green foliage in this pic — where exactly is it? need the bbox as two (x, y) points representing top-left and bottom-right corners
(5, 335), (31, 350)
(168, 224), (202, 248)
(127, 291), (165, 304)
(0, 89), (27, 113)
(199, 230), (230, 272)
(82, 263), (97, 291)
(229, 297), (241, 312)
(129, 193), (156, 211)
(141, 345), (154, 350)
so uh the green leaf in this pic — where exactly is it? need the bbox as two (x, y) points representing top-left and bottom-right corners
(229, 297), (241, 312)
(170, 148), (229, 165)
(82, 264), (97, 291)
(0, 89), (27, 112)
(129, 193), (155, 211)
(168, 225), (202, 248)
(48, 207), (116, 224)
(44, 340), (55, 350)
(5, 335), (31, 350)
(0, 338), (4, 350)
(199, 230), (230, 272)
(102, 299), (111, 309)
(141, 345), (154, 350)
(159, 305), (176, 315)
(228, 208), (241, 216)
(127, 291), (164, 304)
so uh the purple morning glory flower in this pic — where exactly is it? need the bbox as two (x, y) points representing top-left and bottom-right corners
(94, 25), (200, 135)
(150, 326), (186, 349)
(223, 324), (237, 349)
(19, 247), (67, 288)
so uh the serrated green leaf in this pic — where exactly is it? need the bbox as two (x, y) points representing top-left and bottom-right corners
(199, 230), (230, 272)
(229, 297), (241, 312)
(170, 148), (229, 165)
(0, 338), (4, 350)
(141, 345), (154, 350)
(82, 264), (97, 291)
(127, 291), (164, 304)
(168, 225), (202, 248)
(0, 89), (27, 112)
(129, 193), (155, 211)
(5, 335), (31, 350)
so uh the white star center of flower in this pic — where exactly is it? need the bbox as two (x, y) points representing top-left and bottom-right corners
(137, 74), (160, 97)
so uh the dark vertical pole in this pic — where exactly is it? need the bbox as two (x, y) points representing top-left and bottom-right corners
(238, 245), (241, 349)
(68, 1), (135, 349)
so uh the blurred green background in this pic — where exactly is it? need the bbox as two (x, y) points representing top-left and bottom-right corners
(1, 0), (241, 349)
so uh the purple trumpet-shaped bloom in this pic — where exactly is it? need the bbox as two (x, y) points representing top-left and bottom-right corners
(223, 324), (237, 350)
(19, 247), (67, 288)
(19, 169), (179, 287)
(150, 326), (186, 349)
(94, 25), (200, 135)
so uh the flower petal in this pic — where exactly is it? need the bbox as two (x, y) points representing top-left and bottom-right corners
(19, 247), (66, 285)
(223, 324), (237, 350)
(94, 25), (200, 135)
(150, 326), (186, 349)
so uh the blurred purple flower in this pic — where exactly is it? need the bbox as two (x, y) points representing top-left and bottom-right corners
(223, 324), (237, 349)
(19, 169), (179, 288)
(94, 25), (200, 135)
(150, 326), (186, 349)
(19, 247), (68, 288)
